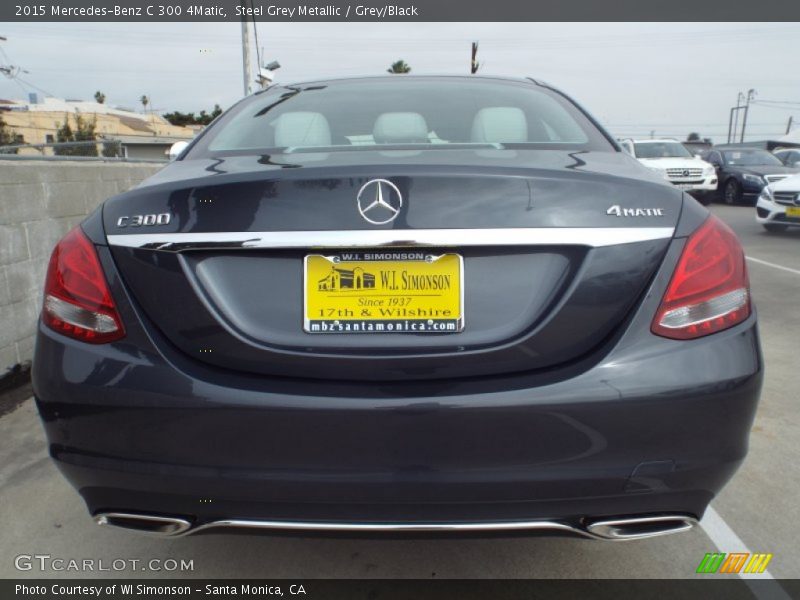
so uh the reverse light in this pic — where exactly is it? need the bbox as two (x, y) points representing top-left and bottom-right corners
(652, 215), (750, 340)
(42, 227), (125, 344)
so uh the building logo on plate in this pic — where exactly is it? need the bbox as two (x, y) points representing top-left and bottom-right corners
(357, 179), (403, 225)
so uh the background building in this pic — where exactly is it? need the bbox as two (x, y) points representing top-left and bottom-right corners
(0, 94), (195, 159)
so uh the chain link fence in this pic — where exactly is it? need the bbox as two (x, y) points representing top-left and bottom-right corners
(0, 140), (167, 162)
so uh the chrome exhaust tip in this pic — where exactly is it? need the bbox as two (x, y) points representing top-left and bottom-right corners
(94, 512), (192, 536)
(586, 514), (698, 541)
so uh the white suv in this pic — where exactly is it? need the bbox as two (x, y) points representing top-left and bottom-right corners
(756, 173), (800, 233)
(620, 139), (717, 203)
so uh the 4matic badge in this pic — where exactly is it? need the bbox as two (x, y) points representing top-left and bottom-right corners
(606, 205), (665, 217)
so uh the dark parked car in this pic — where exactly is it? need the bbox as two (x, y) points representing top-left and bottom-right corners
(703, 146), (800, 205)
(33, 76), (762, 541)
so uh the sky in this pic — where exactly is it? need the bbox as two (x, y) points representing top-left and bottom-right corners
(0, 21), (798, 143)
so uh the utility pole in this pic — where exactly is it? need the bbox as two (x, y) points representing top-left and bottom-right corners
(727, 107), (735, 143)
(740, 88), (756, 143)
(241, 19), (252, 96)
(470, 42), (480, 74)
(786, 116), (793, 135)
(728, 92), (745, 144)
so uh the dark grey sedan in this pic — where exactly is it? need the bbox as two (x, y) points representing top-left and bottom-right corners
(32, 76), (762, 541)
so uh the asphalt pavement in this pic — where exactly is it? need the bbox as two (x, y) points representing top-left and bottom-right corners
(0, 203), (797, 580)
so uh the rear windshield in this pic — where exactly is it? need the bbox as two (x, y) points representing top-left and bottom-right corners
(723, 150), (782, 166)
(633, 142), (692, 159)
(187, 78), (612, 157)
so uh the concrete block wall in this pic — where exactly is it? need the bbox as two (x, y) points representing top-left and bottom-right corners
(0, 161), (162, 375)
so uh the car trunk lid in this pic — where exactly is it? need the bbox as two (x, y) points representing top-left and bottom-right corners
(105, 150), (679, 381)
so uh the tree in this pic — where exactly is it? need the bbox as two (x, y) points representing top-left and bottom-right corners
(140, 95), (149, 112)
(0, 115), (24, 153)
(387, 60), (411, 74)
(101, 140), (122, 158)
(198, 104), (223, 125)
(54, 114), (98, 157)
(94, 91), (106, 104)
(686, 132), (701, 141)
(163, 104), (223, 127)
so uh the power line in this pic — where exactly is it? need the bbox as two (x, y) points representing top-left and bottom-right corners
(753, 98), (800, 104)
(12, 75), (54, 97)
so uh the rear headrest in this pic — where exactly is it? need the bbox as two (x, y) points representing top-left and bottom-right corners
(274, 112), (332, 147)
(470, 107), (528, 143)
(373, 112), (429, 144)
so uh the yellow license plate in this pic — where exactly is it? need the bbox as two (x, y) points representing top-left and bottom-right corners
(304, 252), (463, 334)
(787, 207), (800, 218)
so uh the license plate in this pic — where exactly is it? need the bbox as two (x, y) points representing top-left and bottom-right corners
(675, 183), (696, 190)
(304, 252), (463, 334)
(787, 207), (800, 219)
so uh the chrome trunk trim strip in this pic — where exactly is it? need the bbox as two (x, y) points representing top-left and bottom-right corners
(107, 227), (675, 252)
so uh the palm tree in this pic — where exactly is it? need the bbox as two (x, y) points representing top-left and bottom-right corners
(386, 60), (411, 74)
(140, 95), (149, 113)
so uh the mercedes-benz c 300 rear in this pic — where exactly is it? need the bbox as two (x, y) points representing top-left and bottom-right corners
(32, 76), (762, 540)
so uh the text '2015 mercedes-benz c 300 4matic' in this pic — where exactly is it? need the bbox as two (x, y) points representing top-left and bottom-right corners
(33, 76), (762, 540)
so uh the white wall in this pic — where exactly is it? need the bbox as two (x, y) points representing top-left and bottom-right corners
(0, 160), (162, 375)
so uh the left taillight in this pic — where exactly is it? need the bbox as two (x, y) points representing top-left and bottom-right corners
(42, 227), (125, 344)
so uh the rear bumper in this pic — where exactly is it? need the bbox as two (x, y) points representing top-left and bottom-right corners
(33, 309), (763, 536)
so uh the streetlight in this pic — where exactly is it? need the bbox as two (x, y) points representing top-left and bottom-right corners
(256, 60), (280, 88)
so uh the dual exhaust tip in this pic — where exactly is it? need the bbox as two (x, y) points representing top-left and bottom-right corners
(94, 512), (697, 541)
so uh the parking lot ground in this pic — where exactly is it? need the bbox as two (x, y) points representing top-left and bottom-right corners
(699, 205), (800, 581)
(0, 204), (797, 580)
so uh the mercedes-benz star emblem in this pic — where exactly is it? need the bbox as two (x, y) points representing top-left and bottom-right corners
(682, 169), (690, 177)
(356, 179), (403, 225)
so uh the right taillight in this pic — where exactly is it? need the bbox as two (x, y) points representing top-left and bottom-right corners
(652, 215), (750, 340)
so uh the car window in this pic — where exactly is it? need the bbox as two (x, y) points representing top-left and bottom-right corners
(722, 150), (783, 166)
(188, 79), (614, 157)
(633, 142), (692, 159)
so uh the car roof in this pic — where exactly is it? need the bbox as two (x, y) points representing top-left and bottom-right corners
(712, 146), (764, 151)
(259, 74), (541, 91)
(629, 139), (683, 144)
